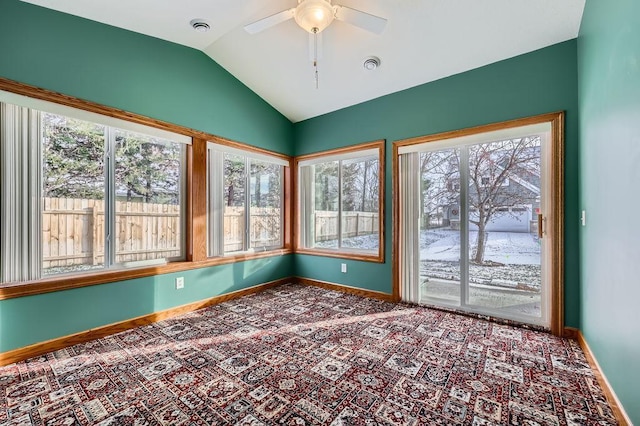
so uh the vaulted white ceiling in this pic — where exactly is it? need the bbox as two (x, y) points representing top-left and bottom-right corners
(21, 0), (585, 122)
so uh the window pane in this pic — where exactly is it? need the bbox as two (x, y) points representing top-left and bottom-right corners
(224, 153), (246, 253)
(250, 160), (282, 249)
(313, 161), (339, 249)
(114, 130), (184, 265)
(418, 149), (461, 305)
(42, 113), (106, 275)
(341, 157), (380, 252)
(467, 138), (542, 316)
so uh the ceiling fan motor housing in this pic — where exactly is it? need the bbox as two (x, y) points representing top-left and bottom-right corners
(294, 0), (335, 33)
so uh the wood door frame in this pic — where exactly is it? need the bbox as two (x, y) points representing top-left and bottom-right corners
(392, 112), (565, 335)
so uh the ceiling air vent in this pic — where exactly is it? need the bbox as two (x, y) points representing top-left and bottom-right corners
(363, 56), (381, 71)
(190, 19), (211, 33)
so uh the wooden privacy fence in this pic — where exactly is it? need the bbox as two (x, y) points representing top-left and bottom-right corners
(42, 197), (181, 269)
(223, 209), (379, 249)
(314, 210), (379, 242)
(223, 207), (282, 252)
(42, 200), (378, 269)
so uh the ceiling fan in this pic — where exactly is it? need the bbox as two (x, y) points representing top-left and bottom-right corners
(244, 0), (387, 87)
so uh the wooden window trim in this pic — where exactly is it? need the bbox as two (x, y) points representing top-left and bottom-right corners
(0, 77), (293, 301)
(189, 138), (208, 261)
(207, 135), (292, 164)
(392, 112), (565, 335)
(294, 140), (385, 263)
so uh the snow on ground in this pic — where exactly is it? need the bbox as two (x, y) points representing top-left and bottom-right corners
(315, 229), (540, 269)
(315, 228), (542, 314)
(315, 234), (379, 251)
(413, 228), (543, 315)
(420, 229), (540, 265)
(314, 229), (542, 290)
(421, 228), (542, 292)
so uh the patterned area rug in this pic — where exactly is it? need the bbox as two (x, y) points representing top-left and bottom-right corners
(0, 284), (617, 425)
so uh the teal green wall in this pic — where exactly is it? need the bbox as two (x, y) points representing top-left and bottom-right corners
(0, 0), (295, 352)
(0, 256), (293, 352)
(0, 0), (293, 153)
(578, 1), (640, 422)
(294, 41), (581, 327)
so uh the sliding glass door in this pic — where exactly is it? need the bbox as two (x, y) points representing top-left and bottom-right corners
(397, 115), (562, 329)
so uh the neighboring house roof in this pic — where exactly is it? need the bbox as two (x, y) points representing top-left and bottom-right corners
(508, 173), (540, 195)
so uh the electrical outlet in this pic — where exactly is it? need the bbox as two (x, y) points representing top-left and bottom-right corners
(175, 276), (185, 289)
(341, 263), (347, 273)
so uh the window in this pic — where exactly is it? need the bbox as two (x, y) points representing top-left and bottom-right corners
(113, 129), (185, 266)
(0, 90), (189, 283)
(297, 141), (384, 262)
(207, 143), (288, 256)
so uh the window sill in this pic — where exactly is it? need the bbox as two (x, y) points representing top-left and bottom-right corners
(0, 248), (293, 301)
(294, 247), (384, 263)
(205, 248), (292, 265)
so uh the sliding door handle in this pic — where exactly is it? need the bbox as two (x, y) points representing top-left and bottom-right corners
(538, 214), (544, 239)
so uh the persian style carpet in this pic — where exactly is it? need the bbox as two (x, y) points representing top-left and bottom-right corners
(0, 284), (617, 425)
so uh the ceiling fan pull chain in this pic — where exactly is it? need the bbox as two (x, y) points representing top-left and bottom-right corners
(313, 27), (319, 89)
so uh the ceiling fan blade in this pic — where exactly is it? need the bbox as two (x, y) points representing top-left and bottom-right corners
(308, 32), (323, 61)
(334, 5), (387, 34)
(244, 8), (295, 35)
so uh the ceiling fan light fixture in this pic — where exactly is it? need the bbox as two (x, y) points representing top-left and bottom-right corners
(294, 0), (335, 33)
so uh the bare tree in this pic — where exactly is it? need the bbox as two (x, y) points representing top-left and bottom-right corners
(419, 137), (540, 264)
(342, 158), (380, 213)
(420, 151), (459, 229)
(468, 137), (540, 263)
